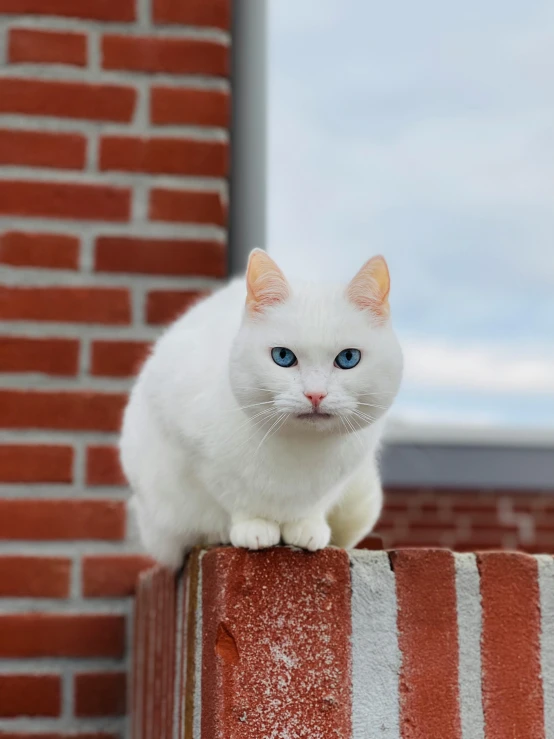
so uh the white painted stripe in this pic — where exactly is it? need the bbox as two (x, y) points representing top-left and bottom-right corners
(172, 574), (185, 739)
(193, 552), (205, 739)
(350, 550), (401, 739)
(454, 553), (485, 739)
(538, 555), (554, 739)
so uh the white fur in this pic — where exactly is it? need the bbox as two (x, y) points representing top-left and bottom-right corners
(120, 264), (403, 568)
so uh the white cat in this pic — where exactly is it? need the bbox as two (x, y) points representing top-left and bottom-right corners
(120, 250), (403, 568)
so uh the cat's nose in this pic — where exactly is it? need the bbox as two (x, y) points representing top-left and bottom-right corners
(304, 391), (327, 408)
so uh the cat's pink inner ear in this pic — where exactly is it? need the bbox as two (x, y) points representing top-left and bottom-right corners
(246, 249), (290, 313)
(346, 255), (391, 320)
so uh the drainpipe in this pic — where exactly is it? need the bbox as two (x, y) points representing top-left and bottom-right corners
(228, 0), (268, 275)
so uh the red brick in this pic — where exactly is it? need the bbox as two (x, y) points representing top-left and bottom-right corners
(95, 236), (226, 277)
(83, 555), (155, 597)
(383, 499), (418, 514)
(407, 520), (457, 531)
(392, 550), (462, 739)
(468, 517), (518, 533)
(90, 340), (150, 378)
(149, 188), (225, 225)
(356, 534), (384, 550)
(478, 553), (544, 739)
(201, 548), (352, 738)
(9, 28), (87, 66)
(0, 78), (136, 122)
(535, 519), (554, 533)
(102, 35), (228, 75)
(0, 286), (130, 323)
(0, 337), (79, 376)
(0, 129), (85, 169)
(0, 444), (73, 483)
(0, 675), (61, 717)
(100, 136), (228, 177)
(0, 500), (125, 541)
(153, 0), (229, 28)
(512, 500), (541, 514)
(0, 556), (71, 598)
(0, 390), (126, 431)
(146, 290), (205, 325)
(75, 672), (127, 717)
(0, 614), (125, 658)
(0, 231), (79, 269)
(452, 533), (509, 551)
(151, 86), (229, 127)
(86, 445), (126, 485)
(0, 0), (134, 21)
(0, 180), (130, 221)
(452, 497), (499, 514)
(520, 540), (554, 555)
(375, 519), (399, 536)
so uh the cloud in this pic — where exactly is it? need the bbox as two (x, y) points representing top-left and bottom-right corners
(402, 340), (554, 394)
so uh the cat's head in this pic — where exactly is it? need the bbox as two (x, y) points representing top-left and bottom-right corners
(229, 249), (403, 436)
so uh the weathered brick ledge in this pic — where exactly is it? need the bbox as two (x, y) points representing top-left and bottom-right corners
(133, 546), (554, 739)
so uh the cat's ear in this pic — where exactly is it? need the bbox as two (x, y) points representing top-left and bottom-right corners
(246, 249), (290, 314)
(346, 255), (390, 321)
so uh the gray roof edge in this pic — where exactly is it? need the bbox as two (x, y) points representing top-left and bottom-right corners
(381, 440), (554, 491)
(383, 420), (554, 449)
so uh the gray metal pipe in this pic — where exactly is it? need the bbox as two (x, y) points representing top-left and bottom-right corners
(228, 0), (268, 275)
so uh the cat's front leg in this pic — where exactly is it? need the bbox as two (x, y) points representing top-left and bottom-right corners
(230, 515), (281, 550)
(282, 516), (331, 552)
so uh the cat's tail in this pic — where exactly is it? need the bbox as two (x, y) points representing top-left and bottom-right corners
(328, 458), (383, 549)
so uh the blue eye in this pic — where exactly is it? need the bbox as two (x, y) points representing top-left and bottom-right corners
(271, 347), (297, 367)
(335, 348), (361, 370)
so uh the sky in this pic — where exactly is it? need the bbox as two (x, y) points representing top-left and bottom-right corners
(267, 0), (554, 430)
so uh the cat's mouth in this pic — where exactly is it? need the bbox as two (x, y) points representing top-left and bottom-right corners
(296, 412), (333, 421)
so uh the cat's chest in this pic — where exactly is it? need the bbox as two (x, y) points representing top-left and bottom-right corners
(206, 428), (365, 496)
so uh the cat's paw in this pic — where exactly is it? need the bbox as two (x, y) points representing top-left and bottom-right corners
(282, 518), (331, 552)
(230, 518), (281, 550)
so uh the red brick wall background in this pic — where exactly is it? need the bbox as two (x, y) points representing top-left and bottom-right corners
(0, 0), (229, 735)
(375, 487), (554, 555)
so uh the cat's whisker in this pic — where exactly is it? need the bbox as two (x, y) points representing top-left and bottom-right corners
(338, 416), (350, 438)
(351, 415), (371, 446)
(357, 402), (388, 411)
(222, 400), (276, 414)
(218, 407), (277, 446)
(254, 413), (288, 455)
(352, 409), (378, 424)
(237, 407), (283, 442)
(340, 413), (365, 452)
(267, 412), (290, 446)
(225, 406), (274, 431)
(234, 387), (274, 393)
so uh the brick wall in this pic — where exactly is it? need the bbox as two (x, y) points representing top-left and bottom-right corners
(376, 487), (554, 554)
(0, 0), (230, 735)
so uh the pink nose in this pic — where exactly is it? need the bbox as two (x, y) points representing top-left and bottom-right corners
(304, 391), (327, 408)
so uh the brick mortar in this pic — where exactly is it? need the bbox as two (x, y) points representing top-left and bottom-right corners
(0, 216), (226, 237)
(0, 168), (230, 184)
(0, 64), (229, 86)
(3, 16), (230, 42)
(0, 112), (231, 132)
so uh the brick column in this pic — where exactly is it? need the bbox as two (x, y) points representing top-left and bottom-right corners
(0, 0), (230, 734)
(134, 547), (554, 738)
